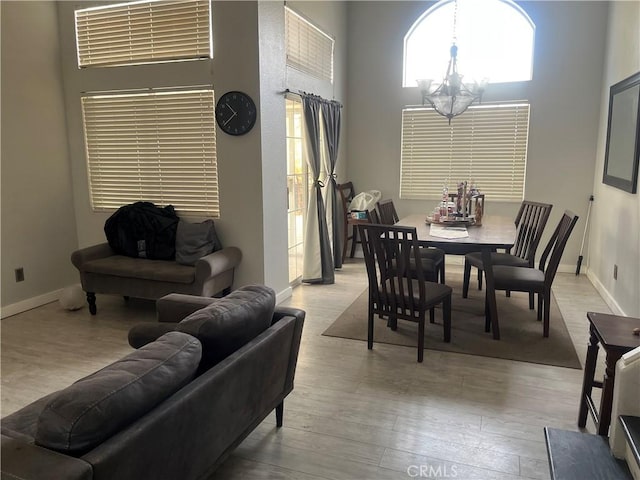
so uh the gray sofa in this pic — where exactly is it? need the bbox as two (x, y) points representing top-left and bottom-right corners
(71, 242), (242, 314)
(1, 286), (305, 480)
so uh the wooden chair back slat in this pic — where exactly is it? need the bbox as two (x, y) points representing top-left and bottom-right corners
(512, 200), (553, 265)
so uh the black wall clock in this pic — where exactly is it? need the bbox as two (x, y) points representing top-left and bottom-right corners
(215, 91), (257, 136)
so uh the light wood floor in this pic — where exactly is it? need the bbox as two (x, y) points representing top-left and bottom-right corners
(1, 259), (611, 479)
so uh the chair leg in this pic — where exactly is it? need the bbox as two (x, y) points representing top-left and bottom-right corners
(429, 307), (435, 324)
(341, 224), (348, 264)
(443, 295), (451, 343)
(87, 292), (97, 315)
(506, 290), (511, 297)
(367, 308), (374, 350)
(484, 292), (491, 332)
(275, 401), (284, 427)
(543, 288), (551, 337)
(418, 317), (425, 363)
(440, 260), (446, 284)
(529, 292), (535, 310)
(462, 260), (471, 298)
(350, 225), (358, 258)
(477, 269), (483, 290)
(537, 294), (543, 321)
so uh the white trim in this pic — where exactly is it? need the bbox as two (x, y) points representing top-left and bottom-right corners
(1, 289), (65, 319)
(587, 268), (626, 316)
(276, 286), (293, 305)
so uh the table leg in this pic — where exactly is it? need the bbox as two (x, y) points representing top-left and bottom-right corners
(578, 327), (599, 428)
(597, 350), (623, 435)
(482, 247), (500, 340)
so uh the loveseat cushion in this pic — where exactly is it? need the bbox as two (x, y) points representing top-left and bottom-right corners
(176, 285), (276, 370)
(83, 255), (195, 284)
(175, 219), (222, 266)
(35, 332), (201, 455)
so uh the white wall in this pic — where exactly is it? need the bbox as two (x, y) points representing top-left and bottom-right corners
(2, 1), (346, 314)
(1, 1), (348, 314)
(0, 1), (79, 315)
(56, 1), (272, 295)
(11, 1), (624, 315)
(257, 2), (289, 297)
(588, 1), (640, 317)
(345, 1), (608, 271)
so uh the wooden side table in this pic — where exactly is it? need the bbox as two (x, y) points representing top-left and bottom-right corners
(578, 312), (640, 436)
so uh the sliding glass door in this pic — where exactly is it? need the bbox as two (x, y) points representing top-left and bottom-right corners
(285, 99), (310, 284)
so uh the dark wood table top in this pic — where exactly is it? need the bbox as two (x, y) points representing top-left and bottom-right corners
(396, 214), (517, 252)
(586, 312), (640, 350)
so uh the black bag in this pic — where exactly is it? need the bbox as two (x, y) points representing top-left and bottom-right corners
(104, 202), (179, 260)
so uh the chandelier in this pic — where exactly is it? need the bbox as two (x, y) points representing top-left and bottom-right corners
(418, 1), (487, 123)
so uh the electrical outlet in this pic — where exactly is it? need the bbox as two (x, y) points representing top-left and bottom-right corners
(15, 268), (24, 282)
(613, 264), (618, 280)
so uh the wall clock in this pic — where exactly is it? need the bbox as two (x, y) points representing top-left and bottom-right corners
(215, 91), (257, 136)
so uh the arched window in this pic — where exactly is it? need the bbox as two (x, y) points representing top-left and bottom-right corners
(403, 0), (534, 88)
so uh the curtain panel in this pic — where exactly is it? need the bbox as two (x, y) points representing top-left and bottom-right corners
(301, 95), (334, 284)
(321, 100), (342, 268)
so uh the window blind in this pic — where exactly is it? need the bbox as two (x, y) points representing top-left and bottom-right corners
(400, 103), (530, 202)
(75, 0), (212, 68)
(81, 89), (219, 217)
(285, 6), (334, 83)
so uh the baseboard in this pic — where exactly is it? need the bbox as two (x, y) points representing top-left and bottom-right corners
(557, 263), (580, 274)
(3, 285), (296, 318)
(587, 268), (625, 316)
(276, 286), (293, 305)
(1, 289), (63, 319)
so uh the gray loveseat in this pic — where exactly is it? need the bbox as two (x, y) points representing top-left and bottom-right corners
(71, 242), (242, 314)
(1, 286), (305, 480)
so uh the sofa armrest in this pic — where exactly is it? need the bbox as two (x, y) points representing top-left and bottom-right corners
(272, 306), (306, 326)
(128, 323), (179, 349)
(1, 435), (92, 480)
(273, 308), (305, 392)
(156, 293), (219, 323)
(194, 247), (242, 284)
(71, 242), (115, 270)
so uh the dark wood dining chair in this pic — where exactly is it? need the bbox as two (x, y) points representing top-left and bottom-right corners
(358, 223), (452, 362)
(484, 210), (579, 338)
(463, 200), (553, 308)
(448, 192), (485, 219)
(337, 182), (357, 262)
(376, 198), (399, 225)
(376, 198), (446, 284)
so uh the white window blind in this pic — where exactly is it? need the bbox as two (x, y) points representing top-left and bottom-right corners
(285, 6), (334, 83)
(81, 89), (219, 217)
(400, 103), (530, 202)
(75, 0), (212, 68)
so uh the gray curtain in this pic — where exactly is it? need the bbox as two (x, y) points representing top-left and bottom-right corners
(301, 95), (334, 284)
(321, 100), (342, 268)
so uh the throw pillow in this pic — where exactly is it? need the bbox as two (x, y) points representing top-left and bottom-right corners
(35, 332), (201, 455)
(176, 285), (276, 370)
(175, 219), (222, 266)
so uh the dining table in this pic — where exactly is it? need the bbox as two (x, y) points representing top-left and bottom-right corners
(395, 214), (517, 339)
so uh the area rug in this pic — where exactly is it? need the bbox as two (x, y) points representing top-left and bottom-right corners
(322, 272), (582, 369)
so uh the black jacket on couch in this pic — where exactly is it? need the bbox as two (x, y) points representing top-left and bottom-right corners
(1, 286), (305, 480)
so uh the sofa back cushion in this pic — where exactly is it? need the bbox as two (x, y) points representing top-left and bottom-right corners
(176, 285), (276, 370)
(35, 332), (201, 455)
